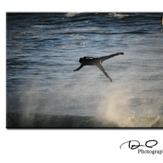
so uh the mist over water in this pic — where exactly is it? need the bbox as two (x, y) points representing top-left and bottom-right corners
(7, 13), (163, 127)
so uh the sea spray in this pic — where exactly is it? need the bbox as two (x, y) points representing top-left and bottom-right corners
(96, 89), (134, 127)
(19, 69), (102, 117)
(96, 65), (163, 127)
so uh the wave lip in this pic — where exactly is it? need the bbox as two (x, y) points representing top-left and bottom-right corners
(65, 12), (78, 18)
(7, 113), (118, 128)
(108, 12), (129, 19)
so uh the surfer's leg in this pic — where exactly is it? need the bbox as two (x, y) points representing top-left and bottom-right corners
(99, 55), (112, 62)
(100, 52), (124, 62)
(96, 64), (112, 82)
(103, 71), (112, 82)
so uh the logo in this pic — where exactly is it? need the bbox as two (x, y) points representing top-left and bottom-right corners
(120, 140), (163, 155)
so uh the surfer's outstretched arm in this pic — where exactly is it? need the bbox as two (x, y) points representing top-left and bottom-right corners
(73, 64), (84, 72)
(96, 64), (112, 82)
(100, 52), (124, 62)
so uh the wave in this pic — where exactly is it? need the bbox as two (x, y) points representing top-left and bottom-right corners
(65, 12), (78, 18)
(63, 30), (149, 35)
(7, 112), (163, 128)
(108, 12), (129, 19)
(7, 112), (118, 128)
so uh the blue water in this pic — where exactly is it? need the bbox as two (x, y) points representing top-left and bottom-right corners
(7, 13), (163, 127)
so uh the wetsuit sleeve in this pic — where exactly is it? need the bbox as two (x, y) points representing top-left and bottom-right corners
(73, 64), (84, 71)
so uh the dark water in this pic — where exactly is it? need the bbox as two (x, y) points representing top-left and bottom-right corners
(7, 13), (163, 127)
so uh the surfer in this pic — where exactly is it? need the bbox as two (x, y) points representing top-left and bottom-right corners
(73, 52), (124, 82)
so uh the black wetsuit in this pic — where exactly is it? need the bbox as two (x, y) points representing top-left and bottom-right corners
(73, 52), (124, 82)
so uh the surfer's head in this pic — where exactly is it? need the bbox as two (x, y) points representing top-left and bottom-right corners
(79, 57), (86, 63)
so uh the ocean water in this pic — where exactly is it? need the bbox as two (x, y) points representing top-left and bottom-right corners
(7, 13), (163, 127)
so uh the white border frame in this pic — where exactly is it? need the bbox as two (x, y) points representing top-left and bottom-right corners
(1, 1), (163, 163)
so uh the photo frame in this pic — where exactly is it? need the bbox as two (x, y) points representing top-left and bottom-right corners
(7, 12), (163, 128)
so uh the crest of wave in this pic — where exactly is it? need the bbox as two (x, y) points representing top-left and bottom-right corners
(108, 12), (129, 19)
(65, 12), (78, 18)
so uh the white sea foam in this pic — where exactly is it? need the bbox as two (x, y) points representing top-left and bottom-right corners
(65, 12), (78, 18)
(108, 12), (129, 19)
